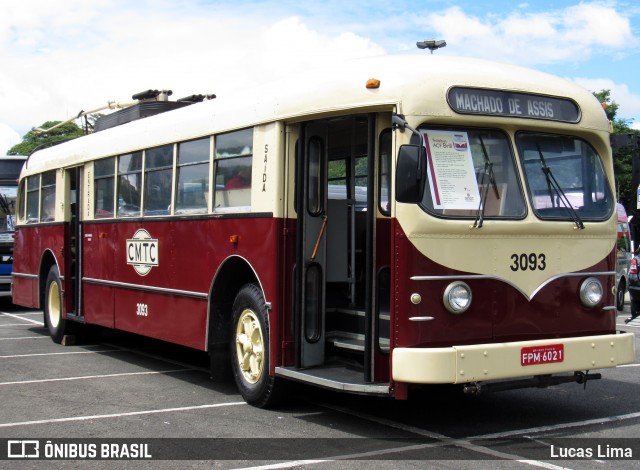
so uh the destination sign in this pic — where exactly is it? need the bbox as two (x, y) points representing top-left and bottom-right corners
(447, 87), (581, 123)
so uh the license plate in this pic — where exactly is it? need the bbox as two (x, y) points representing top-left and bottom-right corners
(521, 344), (564, 366)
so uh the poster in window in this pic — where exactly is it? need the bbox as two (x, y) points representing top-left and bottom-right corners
(423, 130), (480, 210)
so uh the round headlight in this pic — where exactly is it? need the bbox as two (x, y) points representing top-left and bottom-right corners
(443, 281), (472, 314)
(579, 277), (603, 308)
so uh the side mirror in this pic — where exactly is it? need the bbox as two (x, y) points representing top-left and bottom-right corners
(395, 144), (427, 203)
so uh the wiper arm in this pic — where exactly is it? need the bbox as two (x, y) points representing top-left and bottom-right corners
(536, 144), (585, 230)
(472, 135), (499, 229)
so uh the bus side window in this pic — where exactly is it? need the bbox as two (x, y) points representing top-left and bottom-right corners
(94, 157), (116, 219)
(143, 145), (173, 216)
(175, 137), (210, 214)
(17, 179), (26, 223)
(26, 175), (40, 224)
(40, 171), (56, 222)
(214, 128), (253, 211)
(117, 152), (142, 217)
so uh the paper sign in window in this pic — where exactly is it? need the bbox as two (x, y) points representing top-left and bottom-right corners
(423, 130), (480, 210)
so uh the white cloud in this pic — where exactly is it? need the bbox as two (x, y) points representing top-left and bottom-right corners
(419, 4), (636, 65)
(0, 2), (384, 135)
(0, 1), (638, 134)
(572, 77), (640, 124)
(0, 123), (20, 155)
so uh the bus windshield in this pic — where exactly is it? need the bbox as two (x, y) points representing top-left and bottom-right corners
(0, 185), (17, 231)
(419, 128), (526, 219)
(518, 133), (613, 221)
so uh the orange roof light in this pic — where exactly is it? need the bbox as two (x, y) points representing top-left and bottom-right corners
(366, 78), (381, 89)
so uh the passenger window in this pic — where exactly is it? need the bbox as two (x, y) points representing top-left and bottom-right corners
(117, 152), (142, 217)
(26, 175), (40, 223)
(17, 180), (25, 222)
(176, 138), (210, 214)
(94, 157), (116, 219)
(214, 128), (253, 211)
(144, 145), (173, 216)
(40, 171), (56, 222)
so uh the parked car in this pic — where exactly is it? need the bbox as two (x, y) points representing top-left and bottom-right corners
(616, 204), (633, 311)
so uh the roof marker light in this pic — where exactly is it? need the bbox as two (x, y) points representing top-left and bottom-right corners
(366, 78), (380, 89)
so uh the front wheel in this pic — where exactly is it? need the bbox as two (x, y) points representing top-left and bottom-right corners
(230, 283), (282, 407)
(43, 265), (75, 344)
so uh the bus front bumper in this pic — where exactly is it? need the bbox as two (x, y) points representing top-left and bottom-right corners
(392, 333), (636, 384)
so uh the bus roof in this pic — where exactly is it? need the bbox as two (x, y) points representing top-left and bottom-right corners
(21, 53), (609, 177)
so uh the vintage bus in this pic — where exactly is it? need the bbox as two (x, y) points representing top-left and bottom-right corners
(0, 155), (27, 297)
(12, 53), (635, 407)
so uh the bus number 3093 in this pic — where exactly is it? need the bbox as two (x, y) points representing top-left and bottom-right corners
(136, 303), (149, 317)
(510, 253), (546, 272)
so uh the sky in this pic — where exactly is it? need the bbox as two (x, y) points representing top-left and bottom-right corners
(1, 0), (640, 154)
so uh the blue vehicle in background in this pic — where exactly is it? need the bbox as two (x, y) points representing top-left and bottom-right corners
(0, 156), (27, 298)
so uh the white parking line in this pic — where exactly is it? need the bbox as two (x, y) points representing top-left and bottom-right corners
(0, 402), (246, 428)
(0, 349), (118, 359)
(473, 410), (640, 439)
(300, 401), (569, 470)
(0, 311), (44, 325)
(0, 323), (46, 327)
(0, 368), (191, 386)
(0, 336), (49, 340)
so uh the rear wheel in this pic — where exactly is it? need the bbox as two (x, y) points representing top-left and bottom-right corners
(230, 283), (282, 407)
(44, 265), (75, 344)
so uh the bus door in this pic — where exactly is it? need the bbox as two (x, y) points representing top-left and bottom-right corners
(295, 115), (382, 381)
(295, 122), (329, 367)
(64, 166), (83, 320)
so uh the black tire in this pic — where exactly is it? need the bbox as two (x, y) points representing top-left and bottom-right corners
(617, 280), (626, 311)
(43, 265), (75, 344)
(230, 283), (282, 407)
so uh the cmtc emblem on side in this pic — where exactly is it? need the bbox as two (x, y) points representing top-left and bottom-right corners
(126, 229), (159, 276)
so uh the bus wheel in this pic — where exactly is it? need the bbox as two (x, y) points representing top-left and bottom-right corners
(44, 265), (74, 344)
(230, 284), (280, 407)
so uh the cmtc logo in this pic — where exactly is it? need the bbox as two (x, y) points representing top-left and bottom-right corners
(126, 229), (159, 276)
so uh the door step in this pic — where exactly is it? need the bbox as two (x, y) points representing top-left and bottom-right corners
(326, 331), (389, 352)
(275, 365), (389, 395)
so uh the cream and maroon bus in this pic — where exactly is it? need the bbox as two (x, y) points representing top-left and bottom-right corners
(12, 54), (635, 407)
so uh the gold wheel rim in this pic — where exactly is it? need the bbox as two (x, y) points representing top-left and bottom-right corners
(235, 309), (264, 385)
(47, 280), (61, 329)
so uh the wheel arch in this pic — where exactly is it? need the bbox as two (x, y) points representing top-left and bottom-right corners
(38, 249), (60, 311)
(206, 255), (266, 351)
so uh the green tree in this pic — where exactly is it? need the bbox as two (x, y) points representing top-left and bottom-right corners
(593, 89), (639, 210)
(7, 121), (84, 156)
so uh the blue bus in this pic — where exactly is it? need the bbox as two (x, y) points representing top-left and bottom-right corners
(0, 156), (27, 297)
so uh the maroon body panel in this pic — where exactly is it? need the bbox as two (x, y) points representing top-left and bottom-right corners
(13, 224), (66, 308)
(14, 216), (282, 351)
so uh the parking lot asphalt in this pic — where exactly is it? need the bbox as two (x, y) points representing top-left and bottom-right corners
(1, 299), (640, 469)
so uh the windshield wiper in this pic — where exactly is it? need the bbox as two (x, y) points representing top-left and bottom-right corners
(472, 135), (499, 229)
(536, 144), (584, 230)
